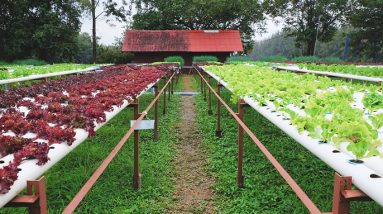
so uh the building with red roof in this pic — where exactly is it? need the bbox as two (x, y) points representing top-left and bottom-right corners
(122, 30), (244, 66)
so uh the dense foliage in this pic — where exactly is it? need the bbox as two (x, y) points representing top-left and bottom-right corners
(164, 56), (185, 67)
(0, 0), (82, 63)
(0, 64), (171, 193)
(225, 55), (253, 63)
(192, 56), (219, 63)
(205, 64), (383, 159)
(349, 0), (383, 62)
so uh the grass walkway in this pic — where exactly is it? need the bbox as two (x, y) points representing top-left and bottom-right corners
(1, 80), (181, 213)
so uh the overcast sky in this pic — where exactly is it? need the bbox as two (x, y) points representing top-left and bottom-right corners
(80, 8), (283, 45)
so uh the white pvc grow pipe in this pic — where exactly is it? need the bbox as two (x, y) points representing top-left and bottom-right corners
(0, 66), (100, 85)
(275, 66), (383, 83)
(0, 79), (159, 208)
(203, 68), (383, 207)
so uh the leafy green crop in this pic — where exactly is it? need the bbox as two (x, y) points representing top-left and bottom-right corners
(363, 92), (383, 110)
(299, 63), (383, 78)
(0, 63), (94, 80)
(205, 64), (383, 159)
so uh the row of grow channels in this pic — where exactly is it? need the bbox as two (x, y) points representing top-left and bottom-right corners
(0, 64), (173, 207)
(200, 64), (383, 207)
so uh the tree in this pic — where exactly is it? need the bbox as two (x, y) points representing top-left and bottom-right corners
(74, 33), (93, 64)
(0, 0), (82, 62)
(131, 0), (265, 53)
(348, 0), (383, 62)
(264, 0), (352, 56)
(80, 0), (129, 63)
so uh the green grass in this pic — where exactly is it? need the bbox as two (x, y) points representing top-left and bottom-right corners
(1, 82), (181, 213)
(193, 76), (383, 213)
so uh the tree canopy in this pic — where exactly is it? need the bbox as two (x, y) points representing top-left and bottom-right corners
(348, 0), (383, 62)
(0, 0), (82, 62)
(263, 0), (352, 56)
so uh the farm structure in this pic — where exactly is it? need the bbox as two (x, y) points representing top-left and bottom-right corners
(122, 30), (244, 65)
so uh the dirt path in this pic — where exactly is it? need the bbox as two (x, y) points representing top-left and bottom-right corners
(168, 75), (214, 214)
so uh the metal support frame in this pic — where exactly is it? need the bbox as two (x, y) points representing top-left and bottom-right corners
(5, 177), (47, 214)
(330, 173), (371, 214)
(215, 83), (223, 137)
(132, 99), (141, 190)
(154, 83), (159, 140)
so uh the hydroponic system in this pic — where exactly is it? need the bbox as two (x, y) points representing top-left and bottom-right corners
(200, 64), (383, 206)
(0, 64), (174, 207)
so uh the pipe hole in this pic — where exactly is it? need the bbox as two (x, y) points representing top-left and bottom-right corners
(319, 140), (328, 144)
(17, 168), (22, 171)
(277, 115), (281, 117)
(271, 110), (276, 113)
(283, 118), (290, 120)
(0, 160), (4, 164)
(370, 174), (381, 178)
(50, 146), (55, 149)
(332, 150), (340, 153)
(349, 159), (364, 164)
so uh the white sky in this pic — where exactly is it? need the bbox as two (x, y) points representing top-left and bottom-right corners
(80, 5), (283, 45)
(254, 18), (283, 41)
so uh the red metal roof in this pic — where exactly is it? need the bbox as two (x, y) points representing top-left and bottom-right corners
(122, 30), (244, 52)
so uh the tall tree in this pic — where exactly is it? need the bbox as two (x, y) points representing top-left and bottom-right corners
(0, 0), (82, 62)
(80, 0), (129, 63)
(348, 0), (383, 62)
(264, 0), (352, 56)
(131, 0), (265, 53)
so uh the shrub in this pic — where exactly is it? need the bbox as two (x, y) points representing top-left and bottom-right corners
(258, 55), (288, 62)
(320, 57), (342, 64)
(12, 59), (47, 66)
(226, 55), (252, 63)
(291, 56), (319, 63)
(164, 56), (185, 66)
(97, 46), (134, 64)
(193, 55), (219, 62)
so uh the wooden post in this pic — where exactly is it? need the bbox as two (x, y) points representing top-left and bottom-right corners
(208, 77), (213, 115)
(5, 177), (48, 214)
(132, 99), (141, 190)
(237, 99), (245, 188)
(163, 78), (167, 115)
(216, 84), (223, 137)
(331, 172), (370, 214)
(154, 84), (159, 140)
(168, 78), (171, 101)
